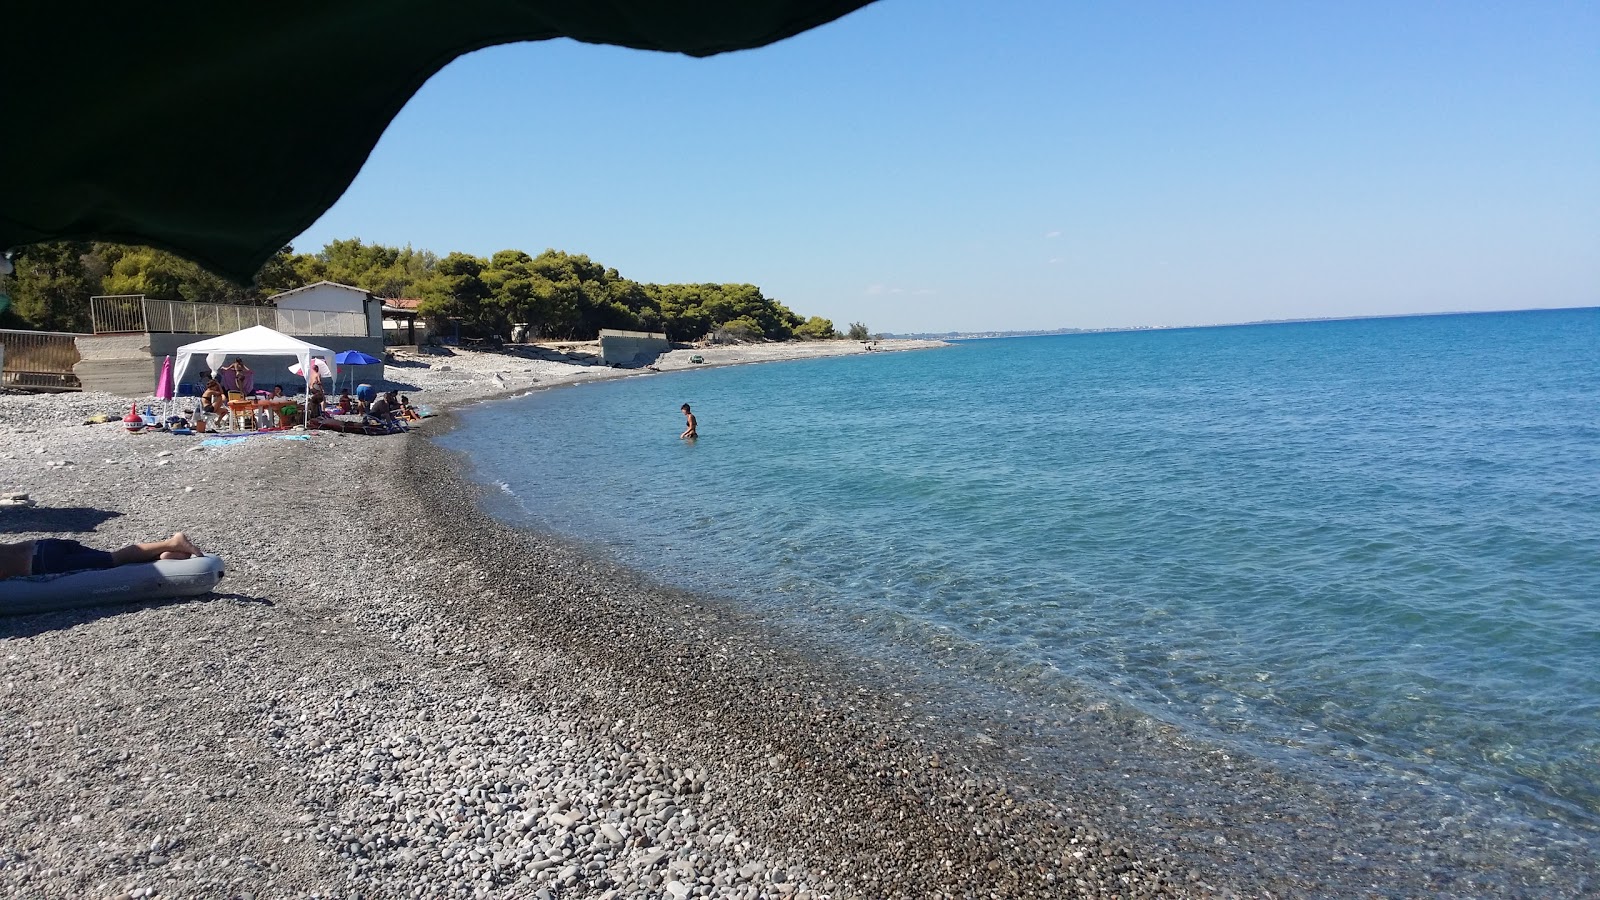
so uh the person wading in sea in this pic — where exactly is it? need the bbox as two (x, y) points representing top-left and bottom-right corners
(680, 403), (698, 440)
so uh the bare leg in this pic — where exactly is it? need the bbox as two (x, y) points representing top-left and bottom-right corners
(110, 532), (204, 566)
(0, 540), (37, 578)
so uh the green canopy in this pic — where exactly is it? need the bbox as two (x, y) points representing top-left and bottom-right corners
(1, 1), (875, 284)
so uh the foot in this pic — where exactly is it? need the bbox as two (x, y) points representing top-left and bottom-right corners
(162, 532), (204, 559)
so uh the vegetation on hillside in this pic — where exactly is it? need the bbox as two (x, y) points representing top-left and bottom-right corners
(0, 239), (855, 342)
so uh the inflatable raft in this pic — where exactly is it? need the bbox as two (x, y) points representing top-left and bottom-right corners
(1, 555), (225, 616)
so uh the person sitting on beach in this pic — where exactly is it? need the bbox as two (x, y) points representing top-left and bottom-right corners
(398, 395), (421, 421)
(269, 385), (285, 399)
(200, 378), (226, 411)
(367, 390), (399, 424)
(199, 378), (229, 427)
(338, 391), (360, 414)
(0, 533), (205, 580)
(306, 389), (326, 422)
(680, 403), (698, 440)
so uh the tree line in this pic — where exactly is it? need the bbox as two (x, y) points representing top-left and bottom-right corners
(0, 239), (864, 342)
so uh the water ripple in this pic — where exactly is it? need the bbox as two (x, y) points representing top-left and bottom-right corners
(446, 308), (1600, 828)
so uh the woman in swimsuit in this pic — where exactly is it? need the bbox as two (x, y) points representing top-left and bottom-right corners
(200, 379), (227, 419)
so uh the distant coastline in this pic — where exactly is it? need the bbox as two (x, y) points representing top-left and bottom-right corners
(885, 304), (1599, 341)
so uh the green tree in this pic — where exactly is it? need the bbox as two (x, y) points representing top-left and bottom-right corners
(416, 252), (491, 334)
(0, 234), (846, 344)
(95, 244), (279, 304)
(4, 242), (99, 331)
(847, 321), (871, 341)
(794, 316), (839, 340)
(102, 247), (190, 299)
(716, 316), (765, 341)
(285, 239), (435, 299)
(255, 246), (309, 296)
(648, 283), (712, 341)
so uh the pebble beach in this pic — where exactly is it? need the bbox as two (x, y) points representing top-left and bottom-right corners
(2, 339), (1595, 900)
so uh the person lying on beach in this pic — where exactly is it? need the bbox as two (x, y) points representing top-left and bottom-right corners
(680, 403), (698, 440)
(0, 533), (205, 580)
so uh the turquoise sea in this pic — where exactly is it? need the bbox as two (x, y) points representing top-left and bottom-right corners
(442, 308), (1599, 849)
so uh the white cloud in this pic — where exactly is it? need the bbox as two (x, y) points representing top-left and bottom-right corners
(1045, 230), (1061, 238)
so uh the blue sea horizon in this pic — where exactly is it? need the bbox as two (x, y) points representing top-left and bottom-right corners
(442, 306), (1600, 865)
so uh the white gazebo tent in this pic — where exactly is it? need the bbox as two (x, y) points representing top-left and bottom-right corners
(173, 326), (336, 422)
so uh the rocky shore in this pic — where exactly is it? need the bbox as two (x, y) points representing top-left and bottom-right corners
(2, 340), (1596, 899)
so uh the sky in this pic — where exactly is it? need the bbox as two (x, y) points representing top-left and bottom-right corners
(294, 0), (1599, 333)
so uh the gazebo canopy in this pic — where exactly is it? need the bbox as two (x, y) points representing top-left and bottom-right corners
(173, 326), (336, 391)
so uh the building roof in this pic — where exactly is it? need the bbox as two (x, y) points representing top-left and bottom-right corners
(381, 297), (422, 319)
(268, 281), (372, 303)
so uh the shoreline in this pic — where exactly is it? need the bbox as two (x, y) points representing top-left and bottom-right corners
(2, 340), (1596, 898)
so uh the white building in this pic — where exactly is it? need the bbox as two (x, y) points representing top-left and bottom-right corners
(268, 281), (383, 338)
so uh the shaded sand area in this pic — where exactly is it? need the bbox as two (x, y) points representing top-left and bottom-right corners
(2, 340), (1596, 899)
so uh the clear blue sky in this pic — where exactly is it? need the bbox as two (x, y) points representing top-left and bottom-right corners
(294, 0), (1598, 333)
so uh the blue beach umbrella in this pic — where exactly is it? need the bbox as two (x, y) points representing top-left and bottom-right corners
(335, 349), (382, 395)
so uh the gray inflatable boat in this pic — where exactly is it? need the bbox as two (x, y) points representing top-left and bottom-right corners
(1, 555), (226, 616)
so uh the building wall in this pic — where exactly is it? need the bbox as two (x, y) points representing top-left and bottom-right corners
(273, 284), (380, 337)
(598, 329), (670, 367)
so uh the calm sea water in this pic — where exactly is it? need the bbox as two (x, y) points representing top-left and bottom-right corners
(442, 308), (1600, 832)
